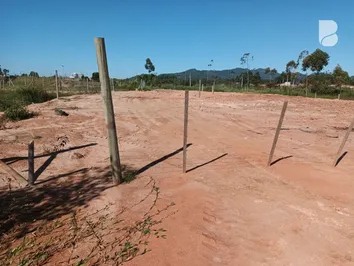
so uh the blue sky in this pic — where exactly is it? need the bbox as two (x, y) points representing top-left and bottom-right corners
(2, 0), (353, 78)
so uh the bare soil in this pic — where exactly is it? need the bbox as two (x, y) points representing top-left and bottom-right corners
(1, 90), (354, 265)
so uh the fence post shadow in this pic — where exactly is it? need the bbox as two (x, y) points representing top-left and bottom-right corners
(270, 155), (293, 166)
(334, 151), (348, 167)
(186, 153), (228, 173)
(136, 144), (192, 175)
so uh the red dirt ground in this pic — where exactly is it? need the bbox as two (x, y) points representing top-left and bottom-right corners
(1, 90), (354, 265)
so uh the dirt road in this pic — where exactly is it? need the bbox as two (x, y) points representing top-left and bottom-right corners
(1, 90), (353, 265)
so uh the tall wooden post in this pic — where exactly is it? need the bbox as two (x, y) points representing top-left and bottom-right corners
(94, 37), (122, 185)
(183, 90), (189, 173)
(55, 70), (59, 99)
(86, 78), (89, 93)
(332, 117), (354, 167)
(28, 141), (35, 186)
(267, 101), (288, 166)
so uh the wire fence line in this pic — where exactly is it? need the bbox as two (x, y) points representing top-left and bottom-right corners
(3, 75), (354, 100)
(0, 76), (135, 94)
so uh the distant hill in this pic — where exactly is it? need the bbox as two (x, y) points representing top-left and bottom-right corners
(156, 68), (306, 81)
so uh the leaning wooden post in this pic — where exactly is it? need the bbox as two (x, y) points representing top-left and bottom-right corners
(267, 101), (288, 166)
(28, 141), (35, 186)
(55, 70), (59, 99)
(94, 37), (122, 184)
(183, 90), (189, 173)
(332, 117), (354, 167)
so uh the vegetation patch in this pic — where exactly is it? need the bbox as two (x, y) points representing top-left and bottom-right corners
(4, 103), (34, 121)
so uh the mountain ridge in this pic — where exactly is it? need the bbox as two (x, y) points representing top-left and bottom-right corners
(148, 68), (305, 81)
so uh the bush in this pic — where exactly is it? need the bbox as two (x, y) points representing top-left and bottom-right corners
(0, 87), (56, 112)
(0, 98), (11, 112)
(17, 87), (55, 104)
(4, 104), (33, 121)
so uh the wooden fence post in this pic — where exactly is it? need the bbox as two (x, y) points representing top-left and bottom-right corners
(183, 90), (189, 173)
(55, 70), (59, 99)
(199, 80), (201, 98)
(267, 101), (288, 166)
(332, 117), (354, 167)
(28, 141), (35, 186)
(94, 37), (122, 185)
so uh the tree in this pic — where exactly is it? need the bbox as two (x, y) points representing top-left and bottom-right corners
(91, 72), (99, 82)
(296, 50), (309, 88)
(265, 68), (277, 83)
(207, 59), (213, 82)
(276, 72), (287, 83)
(302, 49), (330, 74)
(144, 58), (155, 73)
(265, 67), (271, 82)
(251, 71), (261, 86)
(29, 71), (39, 78)
(3, 69), (9, 77)
(240, 53), (253, 88)
(286, 60), (297, 83)
(333, 65), (350, 90)
(270, 68), (277, 80)
(297, 50), (309, 68)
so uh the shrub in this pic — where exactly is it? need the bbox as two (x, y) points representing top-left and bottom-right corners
(0, 98), (11, 112)
(4, 103), (33, 121)
(0, 87), (56, 112)
(17, 87), (55, 104)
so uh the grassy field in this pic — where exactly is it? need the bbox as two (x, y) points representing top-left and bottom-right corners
(1, 78), (354, 122)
